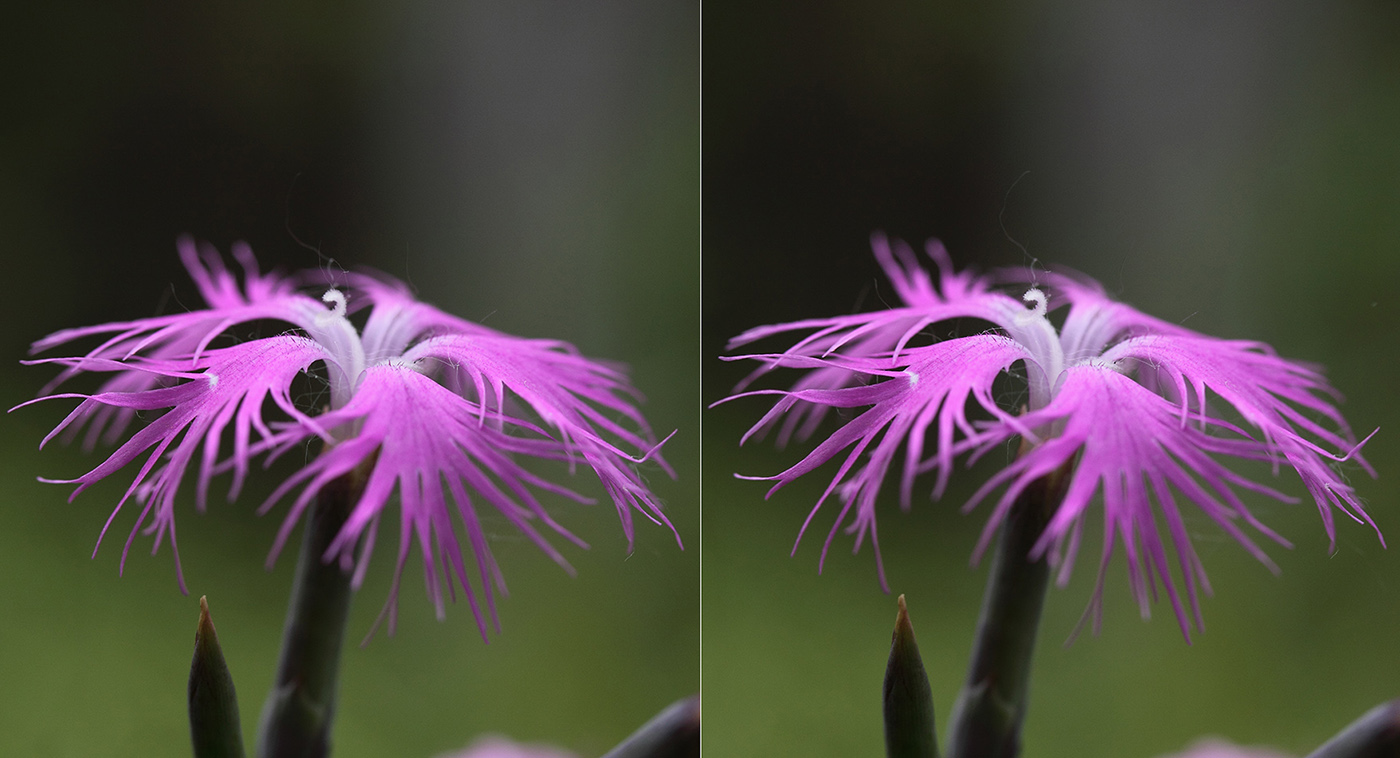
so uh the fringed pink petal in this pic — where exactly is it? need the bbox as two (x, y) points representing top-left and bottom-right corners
(21, 336), (329, 590)
(256, 365), (608, 640)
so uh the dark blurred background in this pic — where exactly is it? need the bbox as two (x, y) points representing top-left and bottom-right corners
(705, 1), (1400, 756)
(0, 2), (697, 756)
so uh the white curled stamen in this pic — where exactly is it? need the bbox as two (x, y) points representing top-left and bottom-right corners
(1015, 287), (1048, 325)
(322, 288), (348, 319)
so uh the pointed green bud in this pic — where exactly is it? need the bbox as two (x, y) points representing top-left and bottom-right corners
(1307, 699), (1400, 758)
(599, 695), (700, 758)
(189, 596), (246, 758)
(885, 594), (938, 758)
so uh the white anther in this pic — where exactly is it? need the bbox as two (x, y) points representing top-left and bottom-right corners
(204, 372), (219, 388)
(1015, 287), (1048, 325)
(322, 288), (347, 319)
(904, 369), (919, 386)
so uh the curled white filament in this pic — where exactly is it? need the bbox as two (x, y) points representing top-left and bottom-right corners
(322, 288), (348, 319)
(1015, 287), (1048, 325)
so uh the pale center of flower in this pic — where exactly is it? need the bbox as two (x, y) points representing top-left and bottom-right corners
(303, 287), (367, 416)
(1001, 287), (1065, 412)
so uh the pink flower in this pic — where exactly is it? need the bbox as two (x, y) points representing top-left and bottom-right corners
(719, 234), (1378, 640)
(1154, 738), (1292, 758)
(436, 735), (577, 758)
(17, 238), (678, 638)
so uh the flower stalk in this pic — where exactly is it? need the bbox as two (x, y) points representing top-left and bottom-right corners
(1306, 699), (1400, 758)
(599, 695), (701, 758)
(256, 471), (360, 758)
(945, 463), (1064, 758)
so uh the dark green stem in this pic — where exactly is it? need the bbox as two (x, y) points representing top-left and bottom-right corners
(256, 474), (357, 758)
(945, 470), (1062, 758)
(1306, 700), (1400, 758)
(599, 695), (701, 758)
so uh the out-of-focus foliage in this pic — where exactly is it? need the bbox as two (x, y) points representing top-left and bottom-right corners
(704, 1), (1400, 756)
(0, 2), (697, 756)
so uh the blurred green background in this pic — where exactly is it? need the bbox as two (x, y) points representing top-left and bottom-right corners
(705, 2), (1400, 757)
(0, 2), (696, 756)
